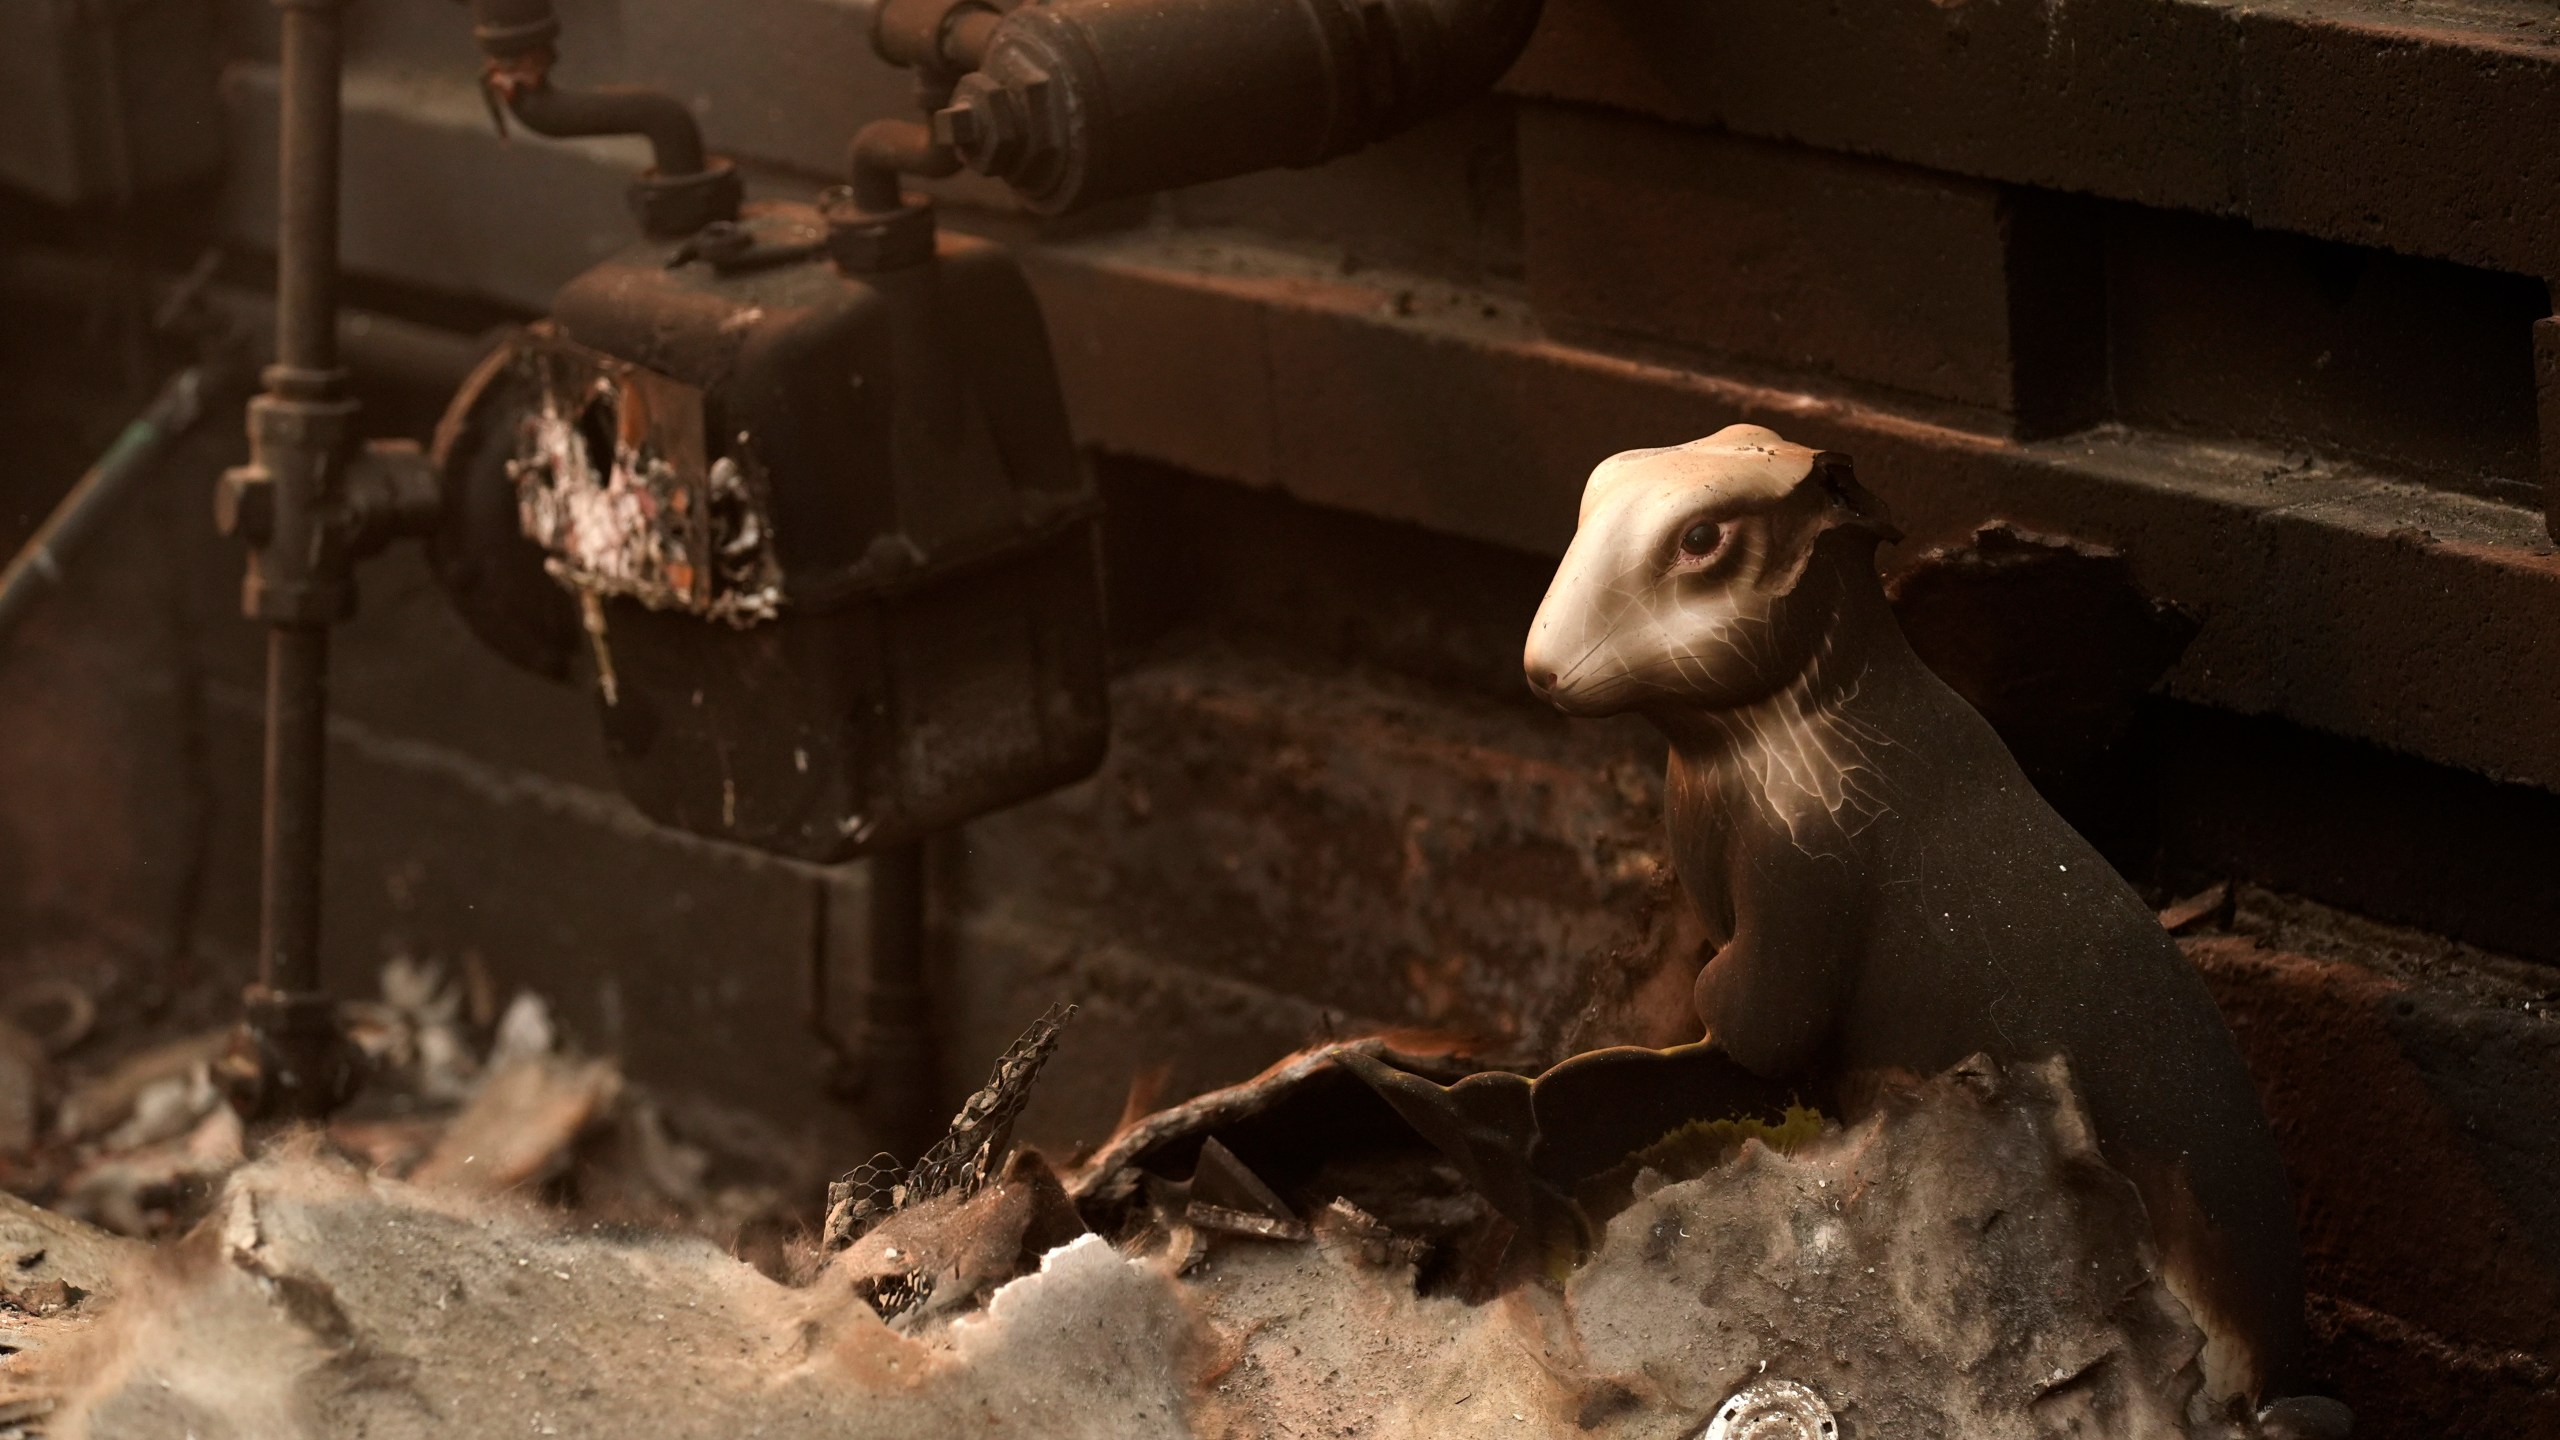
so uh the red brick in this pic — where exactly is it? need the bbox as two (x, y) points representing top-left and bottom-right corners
(2239, 7), (2560, 282)
(2190, 935), (2560, 1432)
(1506, 0), (2241, 216)
(962, 652), (1704, 1066)
(1022, 246), (1279, 487)
(1164, 99), (1525, 287)
(1519, 106), (2085, 418)
(1507, 0), (2560, 281)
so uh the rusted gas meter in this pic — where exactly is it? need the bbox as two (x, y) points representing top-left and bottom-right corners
(433, 197), (1107, 860)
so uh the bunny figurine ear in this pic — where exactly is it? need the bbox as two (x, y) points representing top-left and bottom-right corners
(1806, 451), (1902, 544)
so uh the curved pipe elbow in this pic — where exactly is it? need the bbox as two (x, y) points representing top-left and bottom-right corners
(466, 0), (711, 179)
(506, 84), (709, 179)
(849, 119), (961, 212)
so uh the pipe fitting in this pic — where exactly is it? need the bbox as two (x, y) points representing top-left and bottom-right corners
(499, 77), (711, 179)
(466, 0), (737, 234)
(226, 387), (363, 625)
(871, 0), (1004, 75)
(467, 0), (559, 56)
(220, 988), (367, 1122)
(930, 0), (1543, 213)
(848, 117), (959, 213)
(223, 394), (442, 626)
(628, 162), (747, 240)
(826, 119), (959, 273)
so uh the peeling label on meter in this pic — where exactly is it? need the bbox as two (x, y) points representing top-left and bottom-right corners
(507, 328), (783, 626)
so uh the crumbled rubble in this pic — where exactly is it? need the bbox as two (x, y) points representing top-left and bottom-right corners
(6, 1030), (2258, 1440)
(0, 963), (800, 1255)
(1178, 1055), (2214, 1439)
(0, 1189), (138, 1436)
(20, 1149), (1206, 1440)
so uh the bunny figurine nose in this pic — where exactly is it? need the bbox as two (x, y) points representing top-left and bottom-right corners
(1526, 666), (1557, 698)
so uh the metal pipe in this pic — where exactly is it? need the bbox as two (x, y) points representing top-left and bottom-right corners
(0, 250), (494, 398)
(217, 0), (447, 1122)
(467, 0), (558, 51)
(505, 85), (708, 178)
(849, 118), (958, 213)
(261, 626), (331, 998)
(942, 7), (1001, 70)
(233, 0), (361, 1121)
(263, 0), (345, 1007)
(465, 0), (736, 235)
(871, 0), (1002, 76)
(862, 842), (938, 1156)
(0, 368), (209, 642)
(274, 0), (344, 378)
(931, 0), (1546, 213)
(468, 0), (707, 177)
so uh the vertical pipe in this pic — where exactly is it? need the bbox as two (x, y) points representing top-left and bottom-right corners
(253, 0), (347, 1110)
(261, 627), (330, 997)
(273, 0), (343, 377)
(863, 842), (938, 1156)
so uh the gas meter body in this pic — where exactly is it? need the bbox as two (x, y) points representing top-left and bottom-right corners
(435, 202), (1108, 860)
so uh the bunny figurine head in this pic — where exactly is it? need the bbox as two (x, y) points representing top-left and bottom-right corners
(1522, 425), (1897, 717)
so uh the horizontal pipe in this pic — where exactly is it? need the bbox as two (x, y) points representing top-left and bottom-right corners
(942, 0), (1544, 213)
(0, 249), (495, 397)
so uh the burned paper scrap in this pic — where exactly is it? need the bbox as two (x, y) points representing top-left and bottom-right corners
(822, 1002), (1076, 1255)
(507, 326), (783, 626)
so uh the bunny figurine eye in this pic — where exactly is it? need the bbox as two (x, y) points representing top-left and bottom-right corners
(1678, 521), (1723, 559)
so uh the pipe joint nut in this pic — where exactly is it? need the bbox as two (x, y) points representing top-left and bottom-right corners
(823, 190), (939, 273)
(629, 160), (744, 239)
(936, 49), (1071, 206)
(468, 0), (561, 56)
(472, 17), (559, 55)
(220, 988), (368, 1123)
(936, 70), (1046, 177)
(245, 389), (361, 467)
(233, 392), (364, 624)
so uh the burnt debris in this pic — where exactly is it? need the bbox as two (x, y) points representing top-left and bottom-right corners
(822, 1002), (1077, 1256)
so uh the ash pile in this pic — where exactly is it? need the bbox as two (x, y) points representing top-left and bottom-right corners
(2, 998), (2247, 1439)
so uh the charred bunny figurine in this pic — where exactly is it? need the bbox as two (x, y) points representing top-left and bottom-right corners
(1341, 426), (2343, 1435)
